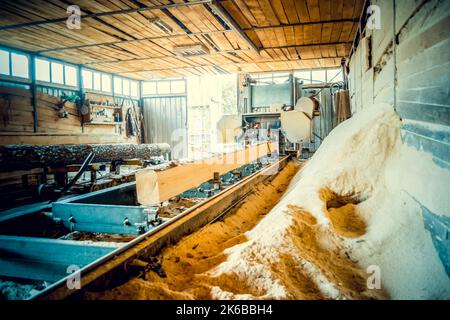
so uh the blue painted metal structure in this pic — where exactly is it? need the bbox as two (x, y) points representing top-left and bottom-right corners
(52, 182), (149, 235)
(421, 205), (450, 275)
(0, 235), (121, 281)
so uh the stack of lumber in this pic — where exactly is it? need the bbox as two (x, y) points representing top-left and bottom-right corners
(334, 89), (351, 125)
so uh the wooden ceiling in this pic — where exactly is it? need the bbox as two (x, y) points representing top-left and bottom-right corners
(0, 0), (364, 80)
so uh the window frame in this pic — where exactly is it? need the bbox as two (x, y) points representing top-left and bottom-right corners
(34, 56), (80, 89)
(141, 78), (186, 97)
(0, 47), (31, 83)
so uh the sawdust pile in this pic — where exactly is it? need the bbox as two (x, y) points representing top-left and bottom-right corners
(85, 104), (449, 300)
(320, 188), (367, 238)
(207, 103), (449, 300)
(85, 161), (301, 300)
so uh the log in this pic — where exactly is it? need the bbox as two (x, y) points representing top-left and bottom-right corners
(0, 143), (170, 172)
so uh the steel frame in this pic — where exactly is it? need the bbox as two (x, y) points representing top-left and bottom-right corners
(0, 235), (121, 282)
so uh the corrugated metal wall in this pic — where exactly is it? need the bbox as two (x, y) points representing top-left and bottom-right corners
(395, 0), (450, 170)
(348, 0), (450, 277)
(142, 96), (188, 159)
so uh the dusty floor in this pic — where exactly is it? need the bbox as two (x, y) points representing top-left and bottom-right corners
(85, 161), (384, 300)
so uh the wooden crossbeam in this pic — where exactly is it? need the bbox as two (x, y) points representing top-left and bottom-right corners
(36, 30), (234, 54)
(209, 0), (260, 54)
(84, 42), (351, 66)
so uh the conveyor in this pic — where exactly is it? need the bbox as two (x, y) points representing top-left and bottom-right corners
(0, 143), (283, 300)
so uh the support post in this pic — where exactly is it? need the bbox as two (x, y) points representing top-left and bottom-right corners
(29, 54), (38, 132)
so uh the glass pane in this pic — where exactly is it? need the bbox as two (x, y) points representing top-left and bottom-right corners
(65, 65), (78, 86)
(171, 80), (185, 94)
(273, 75), (289, 84)
(311, 70), (326, 83)
(130, 81), (138, 97)
(327, 68), (343, 83)
(295, 71), (311, 84)
(0, 50), (10, 75)
(157, 81), (170, 94)
(93, 72), (101, 91)
(36, 58), (50, 82)
(101, 74), (111, 92)
(82, 69), (92, 89)
(11, 53), (29, 78)
(51, 62), (64, 84)
(142, 82), (156, 95)
(114, 77), (122, 95)
(123, 79), (130, 96)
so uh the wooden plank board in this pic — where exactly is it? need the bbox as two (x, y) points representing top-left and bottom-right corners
(153, 142), (277, 202)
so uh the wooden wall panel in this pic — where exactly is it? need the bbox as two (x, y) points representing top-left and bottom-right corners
(0, 86), (139, 146)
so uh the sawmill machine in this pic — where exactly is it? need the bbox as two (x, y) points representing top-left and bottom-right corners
(217, 96), (321, 157)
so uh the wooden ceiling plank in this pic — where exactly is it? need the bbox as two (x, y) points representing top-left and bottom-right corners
(221, 0), (251, 29)
(269, 0), (288, 25)
(319, 0), (332, 21)
(257, 0), (280, 26)
(343, 0), (356, 20)
(330, 0), (344, 20)
(281, 0), (300, 24)
(245, 0), (269, 27)
(295, 0), (310, 23)
(306, 0), (320, 22)
(231, 0), (259, 27)
(294, 25), (304, 46)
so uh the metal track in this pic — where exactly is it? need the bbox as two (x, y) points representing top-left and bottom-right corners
(33, 156), (289, 300)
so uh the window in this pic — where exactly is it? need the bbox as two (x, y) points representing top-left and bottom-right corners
(142, 81), (157, 95)
(93, 72), (101, 91)
(157, 81), (170, 94)
(114, 77), (122, 95)
(171, 80), (185, 94)
(130, 81), (138, 97)
(82, 69), (92, 89)
(11, 53), (29, 78)
(0, 50), (10, 76)
(123, 79), (130, 96)
(142, 79), (186, 96)
(295, 70), (311, 84)
(51, 62), (64, 84)
(35, 58), (78, 87)
(64, 65), (77, 87)
(36, 58), (50, 82)
(101, 74), (111, 92)
(311, 70), (326, 83)
(327, 68), (343, 83)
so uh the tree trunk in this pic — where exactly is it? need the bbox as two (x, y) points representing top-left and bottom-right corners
(0, 143), (170, 171)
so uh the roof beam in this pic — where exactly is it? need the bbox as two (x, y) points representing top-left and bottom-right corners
(82, 42), (351, 65)
(0, 0), (212, 31)
(113, 57), (344, 75)
(242, 19), (359, 31)
(208, 0), (260, 54)
(36, 29), (234, 54)
(36, 20), (356, 54)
